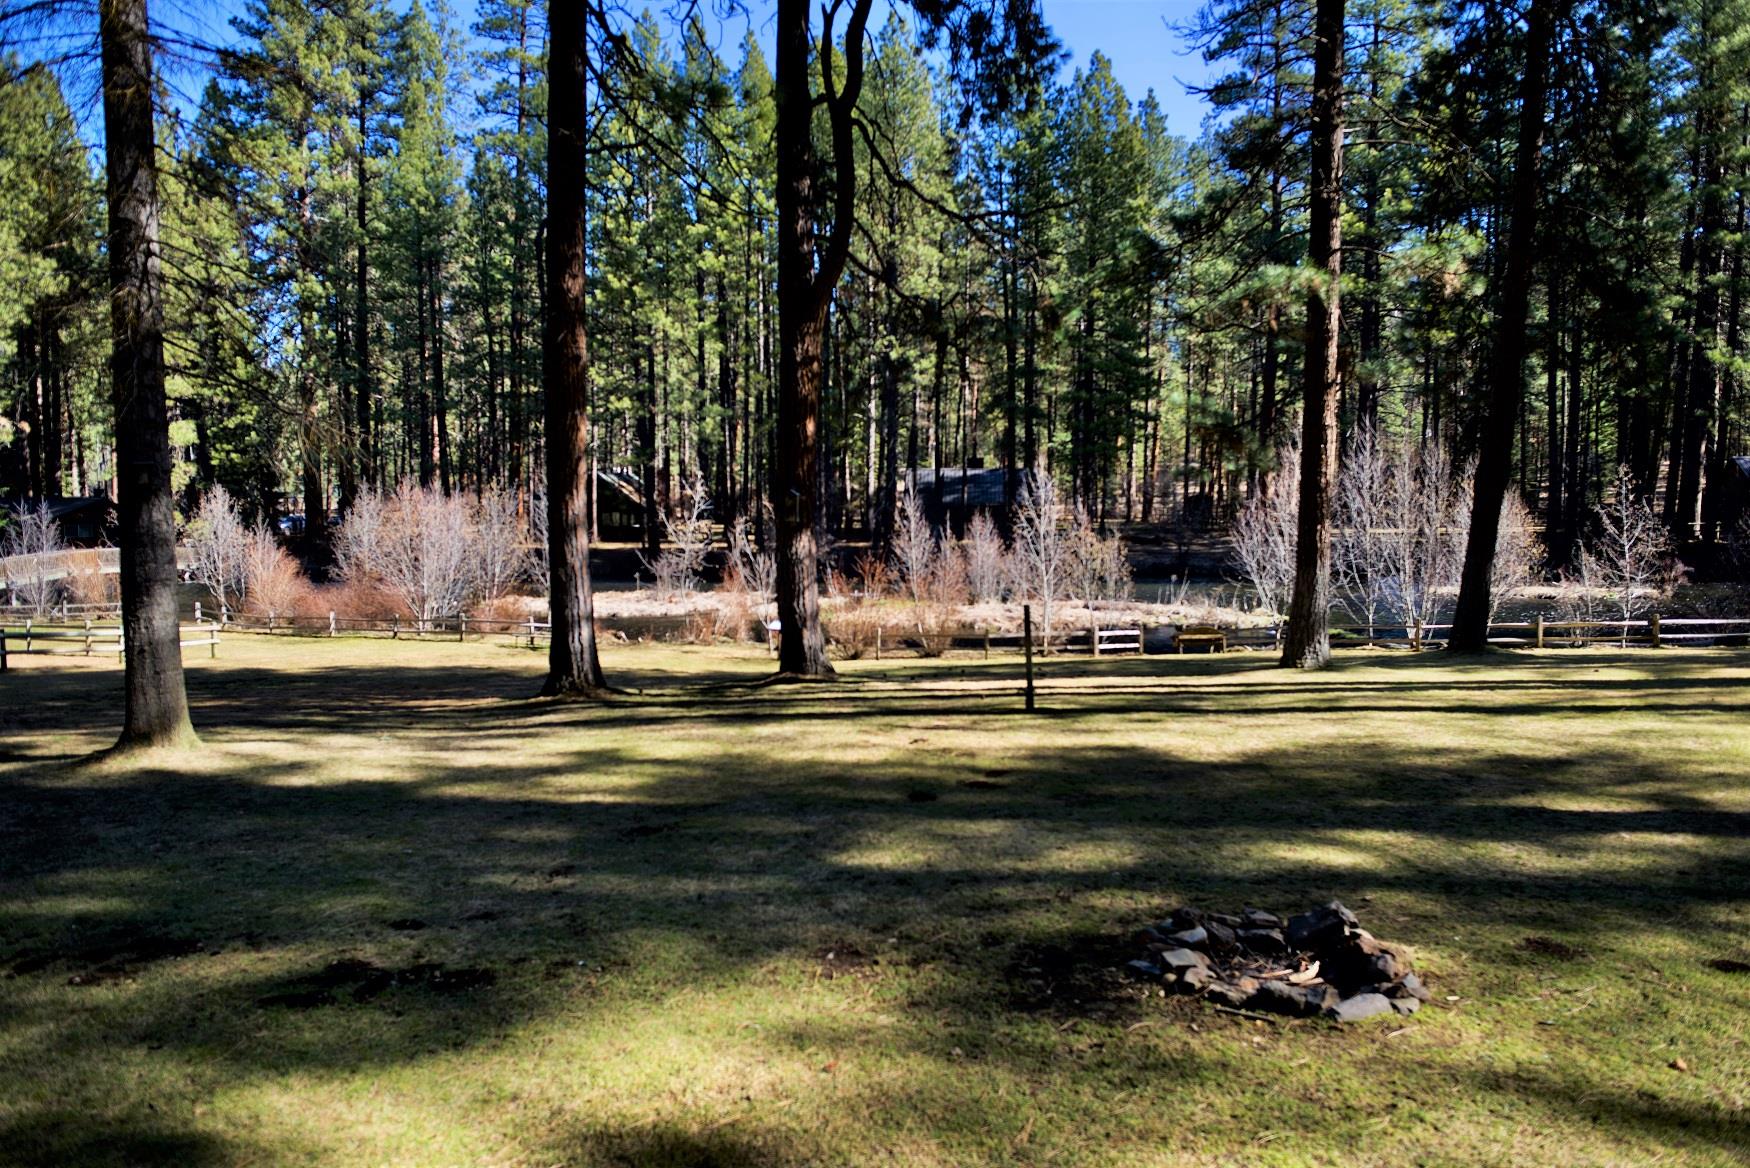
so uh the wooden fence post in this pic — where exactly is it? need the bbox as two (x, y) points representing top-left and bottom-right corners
(1412, 619), (1422, 651)
(194, 600), (202, 623)
(221, 603), (229, 626)
(268, 610), (276, 634)
(875, 626), (882, 660)
(329, 611), (337, 637)
(25, 617), (32, 653)
(1023, 604), (1036, 712)
(459, 614), (467, 643)
(983, 629), (991, 660)
(1090, 610), (1100, 657)
(83, 617), (92, 657)
(392, 614), (400, 640)
(1535, 615), (1545, 649)
(1650, 613), (1661, 648)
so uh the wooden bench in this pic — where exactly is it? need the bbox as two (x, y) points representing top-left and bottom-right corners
(1174, 625), (1226, 654)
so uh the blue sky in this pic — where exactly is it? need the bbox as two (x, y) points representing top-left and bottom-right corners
(162, 0), (1216, 137)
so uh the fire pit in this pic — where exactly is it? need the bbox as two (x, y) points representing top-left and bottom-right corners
(1125, 901), (1430, 1022)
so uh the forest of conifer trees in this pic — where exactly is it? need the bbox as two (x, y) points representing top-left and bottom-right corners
(3, 0), (1748, 570)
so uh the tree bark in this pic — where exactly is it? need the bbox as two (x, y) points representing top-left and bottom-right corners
(1278, 0), (1345, 671)
(1449, 0), (1558, 652)
(771, 0), (869, 678)
(100, 0), (196, 749)
(540, 0), (606, 697)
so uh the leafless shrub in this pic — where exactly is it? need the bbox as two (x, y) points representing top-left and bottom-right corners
(2, 501), (66, 614)
(1009, 461), (1072, 649)
(187, 484), (249, 614)
(1069, 507), (1132, 604)
(854, 551), (895, 599)
(1334, 428), (1394, 633)
(891, 489), (939, 608)
(1386, 440), (1468, 632)
(825, 605), (884, 659)
(475, 486), (534, 602)
(641, 483), (713, 599)
(1490, 491), (1541, 623)
(62, 550), (118, 608)
(1579, 466), (1680, 622)
(725, 508), (776, 604)
(243, 525), (312, 618)
(1232, 440), (1299, 618)
(335, 481), (476, 627)
(961, 511), (1008, 604)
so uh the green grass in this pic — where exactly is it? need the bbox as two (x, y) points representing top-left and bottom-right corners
(1, 635), (1746, 1166)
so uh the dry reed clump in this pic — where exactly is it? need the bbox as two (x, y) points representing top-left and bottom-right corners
(824, 605), (884, 659)
(315, 579), (407, 623)
(61, 550), (117, 607)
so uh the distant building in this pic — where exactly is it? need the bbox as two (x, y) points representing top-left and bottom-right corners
(3, 495), (118, 547)
(904, 465), (1037, 534)
(595, 469), (648, 542)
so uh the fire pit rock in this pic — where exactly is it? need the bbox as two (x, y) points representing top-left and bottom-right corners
(1126, 902), (1430, 1022)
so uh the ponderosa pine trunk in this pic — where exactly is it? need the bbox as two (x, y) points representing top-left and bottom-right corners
(539, 0), (606, 697)
(771, 0), (869, 678)
(100, 0), (196, 750)
(1278, 0), (1345, 670)
(1449, 0), (1558, 652)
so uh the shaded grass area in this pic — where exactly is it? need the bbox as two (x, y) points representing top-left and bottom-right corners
(1, 636), (1747, 1166)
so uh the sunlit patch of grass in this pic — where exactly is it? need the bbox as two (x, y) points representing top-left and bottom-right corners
(1, 636), (1747, 1165)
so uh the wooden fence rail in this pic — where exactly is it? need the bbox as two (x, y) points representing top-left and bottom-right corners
(0, 621), (219, 671)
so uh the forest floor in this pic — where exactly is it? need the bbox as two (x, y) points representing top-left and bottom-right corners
(1, 637), (1746, 1167)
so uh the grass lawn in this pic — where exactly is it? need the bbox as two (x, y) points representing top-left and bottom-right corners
(1, 634), (1746, 1166)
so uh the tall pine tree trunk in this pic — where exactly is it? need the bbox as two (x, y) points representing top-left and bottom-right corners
(355, 90), (373, 494)
(100, 0), (195, 750)
(771, 0), (868, 678)
(539, 0), (606, 697)
(1279, 0), (1345, 671)
(1449, 0), (1558, 652)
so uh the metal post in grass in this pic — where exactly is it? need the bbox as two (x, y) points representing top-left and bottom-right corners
(1023, 604), (1036, 712)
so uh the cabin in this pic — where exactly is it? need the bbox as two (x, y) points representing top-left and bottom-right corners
(595, 469), (648, 542)
(903, 465), (1037, 535)
(0, 495), (117, 547)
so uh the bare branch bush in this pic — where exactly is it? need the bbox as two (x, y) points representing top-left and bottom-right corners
(1231, 440), (1299, 618)
(1009, 462), (1071, 649)
(891, 488), (939, 611)
(1579, 466), (1679, 622)
(475, 485), (534, 603)
(243, 524), (312, 618)
(1489, 490), (1541, 624)
(641, 483), (713, 599)
(187, 484), (249, 615)
(335, 481), (477, 627)
(961, 510), (1008, 604)
(1388, 441), (1468, 632)
(63, 549), (118, 608)
(2, 501), (67, 615)
(1333, 428), (1393, 634)
(724, 507), (777, 605)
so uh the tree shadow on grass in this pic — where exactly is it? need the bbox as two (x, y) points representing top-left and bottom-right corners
(1, 648), (1747, 1164)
